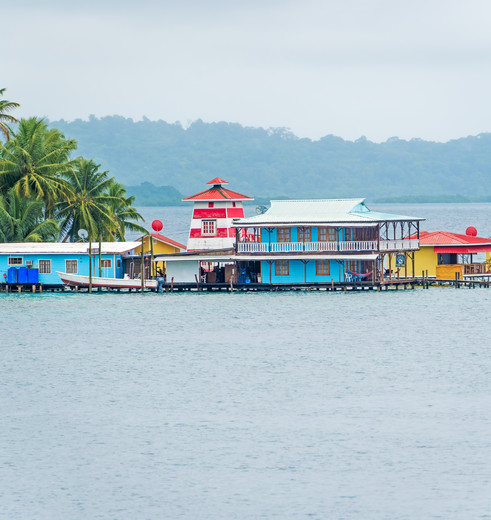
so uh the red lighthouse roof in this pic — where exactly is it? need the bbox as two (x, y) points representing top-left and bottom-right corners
(183, 178), (253, 201)
(207, 177), (228, 185)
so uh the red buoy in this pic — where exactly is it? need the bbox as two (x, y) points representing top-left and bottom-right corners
(152, 220), (163, 232)
(466, 226), (477, 237)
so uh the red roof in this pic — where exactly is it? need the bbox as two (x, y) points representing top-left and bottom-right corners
(149, 233), (186, 250)
(416, 230), (491, 253)
(183, 181), (253, 201)
(419, 230), (491, 246)
(207, 177), (228, 185)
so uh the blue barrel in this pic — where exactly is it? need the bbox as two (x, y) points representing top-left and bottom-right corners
(7, 267), (18, 283)
(18, 266), (28, 283)
(27, 268), (39, 284)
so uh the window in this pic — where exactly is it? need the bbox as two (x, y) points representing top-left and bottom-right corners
(208, 202), (214, 208)
(65, 259), (78, 274)
(117, 258), (121, 269)
(318, 227), (336, 242)
(202, 220), (217, 236)
(101, 259), (112, 268)
(8, 257), (23, 265)
(297, 227), (311, 242)
(276, 228), (291, 243)
(347, 260), (358, 273)
(275, 260), (289, 276)
(39, 260), (51, 274)
(344, 228), (352, 241)
(353, 227), (377, 241)
(316, 260), (330, 275)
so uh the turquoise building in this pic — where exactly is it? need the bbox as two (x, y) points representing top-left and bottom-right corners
(0, 242), (140, 286)
(232, 199), (424, 285)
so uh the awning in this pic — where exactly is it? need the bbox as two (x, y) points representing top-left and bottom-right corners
(155, 255), (235, 262)
(435, 246), (491, 253)
(236, 254), (379, 261)
(156, 253), (379, 262)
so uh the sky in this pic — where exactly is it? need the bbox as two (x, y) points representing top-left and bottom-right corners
(4, 0), (491, 142)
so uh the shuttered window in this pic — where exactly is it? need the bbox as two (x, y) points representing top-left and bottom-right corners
(39, 260), (51, 274)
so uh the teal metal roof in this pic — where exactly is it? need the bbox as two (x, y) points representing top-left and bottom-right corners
(234, 199), (424, 226)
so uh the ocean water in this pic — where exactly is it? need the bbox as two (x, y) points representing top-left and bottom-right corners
(1, 203), (491, 519)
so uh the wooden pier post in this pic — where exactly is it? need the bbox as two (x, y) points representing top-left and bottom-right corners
(88, 241), (93, 294)
(141, 236), (145, 293)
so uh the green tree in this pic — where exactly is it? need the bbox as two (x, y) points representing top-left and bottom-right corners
(0, 117), (76, 215)
(57, 158), (122, 242)
(0, 88), (19, 142)
(106, 181), (146, 240)
(0, 189), (59, 242)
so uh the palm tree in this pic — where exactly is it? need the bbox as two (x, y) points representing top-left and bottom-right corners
(0, 189), (59, 242)
(0, 88), (19, 142)
(57, 158), (120, 242)
(0, 117), (76, 215)
(106, 181), (147, 241)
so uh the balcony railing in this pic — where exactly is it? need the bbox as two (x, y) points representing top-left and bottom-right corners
(237, 239), (419, 254)
(379, 239), (419, 251)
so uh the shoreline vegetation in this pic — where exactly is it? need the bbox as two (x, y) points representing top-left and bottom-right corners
(374, 195), (491, 204)
(126, 181), (491, 206)
(50, 115), (491, 204)
(0, 89), (147, 243)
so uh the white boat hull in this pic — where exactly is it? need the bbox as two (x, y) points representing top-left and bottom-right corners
(56, 272), (158, 289)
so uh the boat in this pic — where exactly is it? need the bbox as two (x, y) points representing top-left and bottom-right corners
(56, 271), (158, 290)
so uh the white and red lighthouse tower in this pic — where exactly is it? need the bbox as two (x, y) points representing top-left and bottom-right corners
(183, 177), (253, 251)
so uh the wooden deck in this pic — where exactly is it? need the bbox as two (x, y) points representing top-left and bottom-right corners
(3, 276), (488, 293)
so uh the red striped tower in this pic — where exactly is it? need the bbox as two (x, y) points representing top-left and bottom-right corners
(183, 178), (253, 250)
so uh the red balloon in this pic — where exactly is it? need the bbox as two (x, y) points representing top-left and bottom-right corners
(466, 226), (477, 237)
(152, 220), (163, 232)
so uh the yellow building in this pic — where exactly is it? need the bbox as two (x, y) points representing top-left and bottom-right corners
(409, 230), (491, 279)
(133, 233), (186, 277)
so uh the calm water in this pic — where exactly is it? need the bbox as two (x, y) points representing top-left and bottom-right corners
(1, 203), (491, 519)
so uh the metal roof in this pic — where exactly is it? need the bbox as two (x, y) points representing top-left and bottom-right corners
(419, 230), (491, 246)
(234, 199), (424, 226)
(146, 233), (186, 251)
(0, 241), (140, 255)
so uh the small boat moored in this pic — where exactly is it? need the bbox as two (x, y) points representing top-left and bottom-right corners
(56, 271), (158, 290)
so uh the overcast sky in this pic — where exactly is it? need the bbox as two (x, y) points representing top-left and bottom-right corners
(4, 0), (491, 142)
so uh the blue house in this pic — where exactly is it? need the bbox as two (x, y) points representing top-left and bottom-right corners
(232, 199), (424, 285)
(0, 241), (140, 286)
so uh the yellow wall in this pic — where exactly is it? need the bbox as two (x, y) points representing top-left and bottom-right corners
(487, 252), (491, 272)
(406, 246), (439, 277)
(134, 236), (183, 255)
(134, 236), (184, 278)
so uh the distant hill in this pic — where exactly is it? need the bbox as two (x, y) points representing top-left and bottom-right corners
(49, 116), (491, 205)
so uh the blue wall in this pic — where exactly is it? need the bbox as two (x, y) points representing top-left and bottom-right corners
(261, 259), (345, 283)
(262, 226), (348, 244)
(0, 254), (123, 285)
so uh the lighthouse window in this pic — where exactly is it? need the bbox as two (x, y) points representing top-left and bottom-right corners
(202, 220), (217, 236)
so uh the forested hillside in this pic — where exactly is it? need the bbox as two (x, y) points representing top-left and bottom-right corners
(50, 116), (491, 204)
